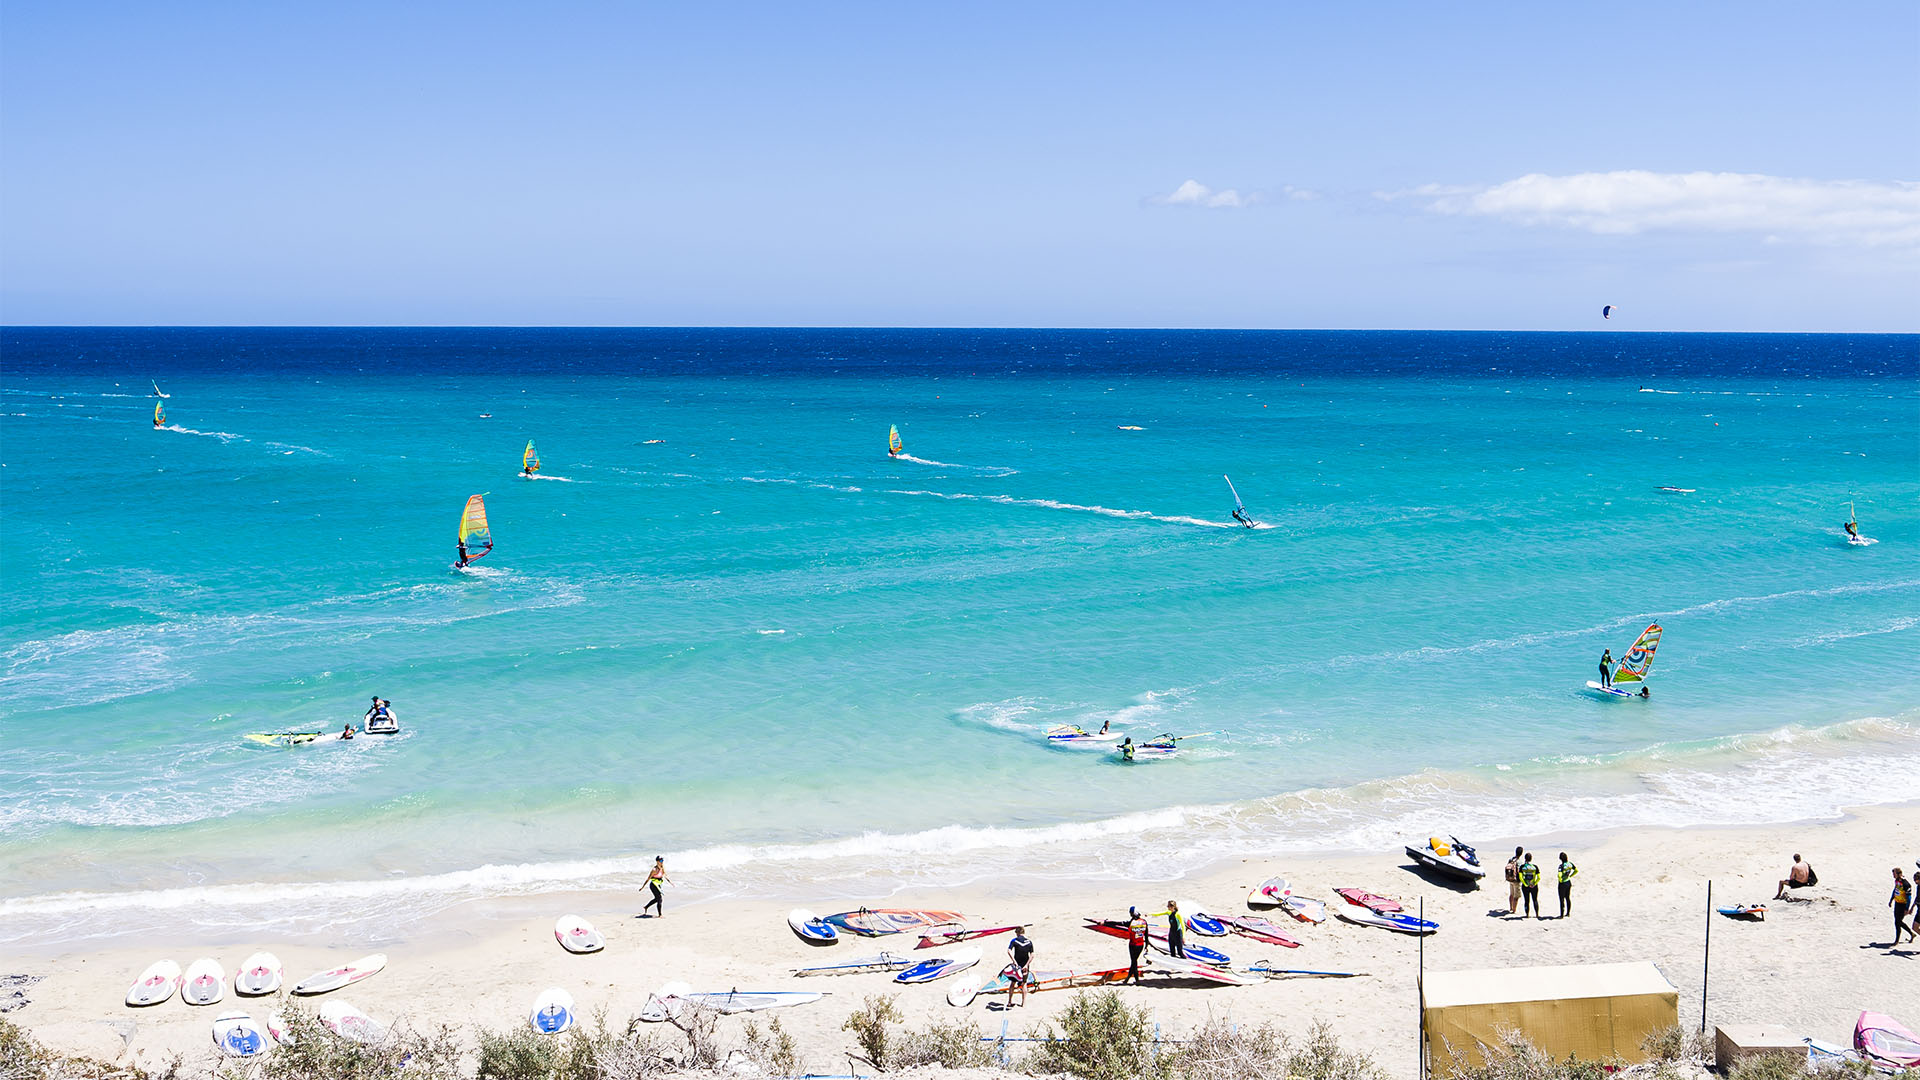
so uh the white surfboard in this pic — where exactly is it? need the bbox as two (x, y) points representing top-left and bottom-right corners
(1585, 681), (1643, 699)
(234, 952), (283, 996)
(126, 959), (181, 1007)
(531, 988), (576, 1034)
(1247, 876), (1288, 908)
(182, 957), (225, 1005)
(894, 945), (982, 984)
(293, 953), (386, 995)
(318, 999), (386, 1044)
(265, 1011), (296, 1046)
(211, 1011), (267, 1057)
(638, 981), (693, 1023)
(787, 908), (837, 944)
(1280, 894), (1327, 924)
(945, 974), (983, 1008)
(554, 915), (605, 954)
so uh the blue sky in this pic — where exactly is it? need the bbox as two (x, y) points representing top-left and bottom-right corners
(2, 3), (1915, 329)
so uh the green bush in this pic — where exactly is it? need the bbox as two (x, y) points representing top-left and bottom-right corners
(1025, 989), (1165, 1080)
(894, 1015), (995, 1070)
(235, 1007), (463, 1080)
(1172, 1017), (1388, 1080)
(1640, 1024), (1711, 1065)
(842, 994), (903, 1070)
(742, 1016), (799, 1076)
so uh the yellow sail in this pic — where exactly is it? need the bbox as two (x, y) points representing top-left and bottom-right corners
(888, 424), (902, 456)
(153, 400), (166, 427)
(457, 494), (493, 563)
(522, 440), (540, 474)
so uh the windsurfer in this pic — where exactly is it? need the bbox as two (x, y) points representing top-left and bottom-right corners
(1597, 649), (1613, 689)
(1119, 737), (1135, 763)
(340, 722), (355, 741)
(1845, 519), (1860, 539)
(1232, 507), (1252, 527)
(456, 539), (470, 568)
(1006, 927), (1034, 1007)
(1639, 686), (1650, 698)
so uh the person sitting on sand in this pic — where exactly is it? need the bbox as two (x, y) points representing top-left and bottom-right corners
(1006, 926), (1034, 1007)
(1776, 854), (1817, 899)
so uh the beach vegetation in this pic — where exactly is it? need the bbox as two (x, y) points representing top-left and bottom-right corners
(475, 1012), (674, 1080)
(661, 1004), (724, 1071)
(741, 1016), (799, 1076)
(235, 1008), (463, 1080)
(1639, 1025), (1711, 1065)
(1726, 1051), (1874, 1079)
(842, 994), (904, 1069)
(1025, 989), (1167, 1080)
(1173, 1017), (1389, 1080)
(1436, 1028), (1614, 1079)
(893, 1016), (997, 1070)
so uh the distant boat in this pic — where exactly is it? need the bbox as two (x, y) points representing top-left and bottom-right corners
(1587, 623), (1661, 699)
(153, 400), (166, 427)
(522, 440), (541, 477)
(455, 494), (493, 568)
(888, 425), (903, 457)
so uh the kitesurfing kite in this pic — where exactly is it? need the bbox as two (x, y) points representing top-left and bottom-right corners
(1602, 305), (1615, 320)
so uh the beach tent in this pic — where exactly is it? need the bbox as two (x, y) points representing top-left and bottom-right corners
(1423, 961), (1679, 1076)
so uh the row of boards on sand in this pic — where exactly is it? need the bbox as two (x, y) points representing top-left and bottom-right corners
(126, 954), (386, 1007)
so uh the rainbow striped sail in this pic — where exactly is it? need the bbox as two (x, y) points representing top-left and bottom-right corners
(153, 400), (166, 427)
(888, 425), (902, 456)
(522, 440), (540, 474)
(457, 494), (493, 562)
(1610, 623), (1662, 686)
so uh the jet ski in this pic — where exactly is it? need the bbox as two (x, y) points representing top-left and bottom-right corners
(1405, 835), (1487, 882)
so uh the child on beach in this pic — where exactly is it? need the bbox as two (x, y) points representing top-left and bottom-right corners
(643, 857), (670, 918)
(1556, 852), (1578, 918)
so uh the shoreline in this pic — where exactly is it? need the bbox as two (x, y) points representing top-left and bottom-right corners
(9, 806), (1917, 1078)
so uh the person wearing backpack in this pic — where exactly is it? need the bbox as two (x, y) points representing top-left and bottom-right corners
(1504, 846), (1524, 915)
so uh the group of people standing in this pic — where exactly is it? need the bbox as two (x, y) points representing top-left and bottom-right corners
(1505, 847), (1579, 919)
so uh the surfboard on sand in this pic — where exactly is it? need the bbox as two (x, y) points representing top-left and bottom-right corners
(234, 952), (283, 996)
(293, 953), (386, 995)
(318, 1000), (386, 1044)
(127, 960), (181, 1007)
(531, 988), (576, 1034)
(182, 957), (225, 1005)
(212, 1012), (267, 1057)
(555, 915), (605, 953)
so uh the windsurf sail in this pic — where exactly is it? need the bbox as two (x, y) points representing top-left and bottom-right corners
(522, 440), (541, 474)
(888, 425), (903, 456)
(151, 380), (169, 398)
(153, 401), (166, 426)
(1224, 476), (1246, 514)
(1609, 623), (1662, 687)
(457, 494), (493, 562)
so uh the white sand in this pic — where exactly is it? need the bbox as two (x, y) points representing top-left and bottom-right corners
(10, 805), (1918, 1077)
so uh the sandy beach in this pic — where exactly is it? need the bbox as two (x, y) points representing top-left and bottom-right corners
(9, 805), (1917, 1077)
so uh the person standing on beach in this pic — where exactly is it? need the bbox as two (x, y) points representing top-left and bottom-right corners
(1006, 926), (1034, 1008)
(1598, 649), (1613, 689)
(1505, 847), (1524, 915)
(1124, 907), (1147, 984)
(1518, 853), (1542, 918)
(1891, 868), (1915, 945)
(1556, 852), (1578, 918)
(1162, 900), (1186, 959)
(642, 856), (670, 918)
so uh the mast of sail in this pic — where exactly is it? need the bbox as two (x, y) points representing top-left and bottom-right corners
(523, 440), (540, 474)
(888, 425), (903, 456)
(1610, 623), (1662, 686)
(1224, 475), (1247, 514)
(458, 494), (493, 562)
(153, 400), (166, 427)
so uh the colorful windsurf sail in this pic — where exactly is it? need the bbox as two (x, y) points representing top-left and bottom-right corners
(522, 440), (540, 474)
(1609, 623), (1662, 687)
(457, 494), (493, 563)
(153, 400), (166, 427)
(888, 425), (903, 456)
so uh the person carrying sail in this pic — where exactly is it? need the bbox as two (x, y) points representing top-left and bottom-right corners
(1597, 649), (1614, 689)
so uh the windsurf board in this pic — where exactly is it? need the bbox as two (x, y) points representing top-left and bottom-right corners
(787, 908), (837, 944)
(318, 1000), (386, 1044)
(555, 915), (605, 953)
(531, 988), (576, 1034)
(234, 952), (283, 996)
(292, 953), (386, 995)
(211, 1012), (267, 1057)
(895, 946), (981, 984)
(181, 957), (225, 1006)
(126, 960), (181, 1007)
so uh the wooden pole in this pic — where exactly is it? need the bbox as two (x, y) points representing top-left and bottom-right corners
(1701, 880), (1711, 1032)
(1419, 896), (1426, 1079)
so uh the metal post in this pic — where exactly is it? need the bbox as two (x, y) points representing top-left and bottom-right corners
(1419, 896), (1427, 1079)
(1701, 880), (1711, 1032)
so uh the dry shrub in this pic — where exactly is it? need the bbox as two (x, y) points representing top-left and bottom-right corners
(742, 1016), (799, 1076)
(1174, 1017), (1388, 1080)
(1024, 989), (1165, 1080)
(842, 994), (903, 1069)
(893, 1016), (995, 1070)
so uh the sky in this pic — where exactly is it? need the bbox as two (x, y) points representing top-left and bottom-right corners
(1, 2), (1916, 330)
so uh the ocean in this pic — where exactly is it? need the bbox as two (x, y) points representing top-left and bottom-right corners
(2, 327), (1916, 947)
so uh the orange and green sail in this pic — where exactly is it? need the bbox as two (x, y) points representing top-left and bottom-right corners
(522, 440), (540, 474)
(1610, 623), (1662, 686)
(457, 494), (493, 562)
(153, 400), (166, 427)
(888, 425), (902, 456)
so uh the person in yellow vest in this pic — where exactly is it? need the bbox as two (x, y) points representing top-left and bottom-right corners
(1891, 867), (1915, 946)
(642, 856), (671, 918)
(1517, 853), (1542, 918)
(1556, 852), (1579, 918)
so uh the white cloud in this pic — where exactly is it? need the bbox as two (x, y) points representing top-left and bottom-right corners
(1398, 171), (1920, 248)
(1152, 179), (1256, 209)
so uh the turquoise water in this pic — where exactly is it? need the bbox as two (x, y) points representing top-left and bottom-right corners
(2, 329), (1916, 944)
